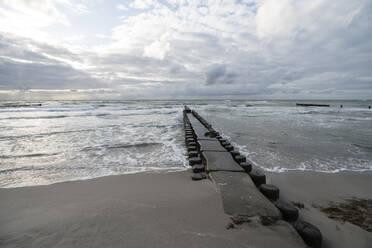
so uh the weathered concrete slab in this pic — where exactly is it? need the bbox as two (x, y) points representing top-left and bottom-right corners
(186, 113), (210, 138)
(198, 140), (226, 152)
(210, 171), (281, 218)
(202, 151), (244, 172)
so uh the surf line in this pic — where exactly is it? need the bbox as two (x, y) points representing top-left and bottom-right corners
(183, 105), (322, 248)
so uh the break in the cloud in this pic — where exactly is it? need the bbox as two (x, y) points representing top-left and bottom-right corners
(0, 0), (371, 100)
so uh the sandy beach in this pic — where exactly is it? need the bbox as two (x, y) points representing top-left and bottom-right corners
(0, 170), (306, 248)
(1, 170), (371, 247)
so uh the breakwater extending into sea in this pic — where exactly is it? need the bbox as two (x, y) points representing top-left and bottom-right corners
(183, 106), (322, 247)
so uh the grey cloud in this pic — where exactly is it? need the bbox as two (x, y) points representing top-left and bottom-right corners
(205, 64), (238, 85)
(0, 34), (82, 64)
(0, 34), (103, 90)
(0, 59), (102, 90)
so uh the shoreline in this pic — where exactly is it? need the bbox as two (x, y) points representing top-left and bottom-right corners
(0, 167), (189, 189)
(1, 167), (371, 190)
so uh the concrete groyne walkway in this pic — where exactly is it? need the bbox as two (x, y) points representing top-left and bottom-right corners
(183, 106), (322, 248)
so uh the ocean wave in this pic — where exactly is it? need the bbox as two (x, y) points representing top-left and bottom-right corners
(0, 103), (42, 108)
(0, 109), (180, 120)
(0, 115), (69, 120)
(215, 129), (372, 173)
(261, 166), (372, 174)
(0, 166), (45, 174)
(81, 142), (161, 152)
(0, 152), (61, 159)
(0, 128), (96, 140)
(353, 143), (372, 151)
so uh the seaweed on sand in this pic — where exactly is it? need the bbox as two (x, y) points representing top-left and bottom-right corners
(319, 198), (372, 232)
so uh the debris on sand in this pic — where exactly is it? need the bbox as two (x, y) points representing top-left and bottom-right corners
(319, 198), (372, 232)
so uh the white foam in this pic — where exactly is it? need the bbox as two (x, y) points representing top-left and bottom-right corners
(0, 103), (187, 188)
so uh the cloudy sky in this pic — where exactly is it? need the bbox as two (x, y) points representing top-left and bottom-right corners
(0, 0), (371, 100)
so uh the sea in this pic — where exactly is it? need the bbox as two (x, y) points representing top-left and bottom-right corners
(0, 100), (371, 188)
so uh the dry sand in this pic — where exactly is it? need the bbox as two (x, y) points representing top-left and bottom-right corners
(0, 171), (305, 248)
(268, 171), (372, 248)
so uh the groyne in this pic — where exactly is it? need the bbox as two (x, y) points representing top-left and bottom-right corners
(183, 105), (323, 248)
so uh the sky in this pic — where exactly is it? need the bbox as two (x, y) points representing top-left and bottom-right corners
(0, 0), (371, 100)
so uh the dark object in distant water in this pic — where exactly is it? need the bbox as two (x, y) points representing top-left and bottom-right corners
(293, 220), (322, 248)
(340, 105), (343, 108)
(369, 105), (371, 109)
(296, 103), (330, 107)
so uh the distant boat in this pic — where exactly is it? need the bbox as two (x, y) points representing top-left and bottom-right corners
(296, 103), (330, 107)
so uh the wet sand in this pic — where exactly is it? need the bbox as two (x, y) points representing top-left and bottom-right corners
(0, 171), (304, 248)
(268, 171), (372, 248)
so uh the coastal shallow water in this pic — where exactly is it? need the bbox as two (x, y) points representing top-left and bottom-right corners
(196, 100), (372, 173)
(0, 100), (371, 188)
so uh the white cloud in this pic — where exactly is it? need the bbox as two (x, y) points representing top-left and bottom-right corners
(117, 4), (128, 11)
(64, 35), (85, 42)
(130, 0), (158, 9)
(0, 0), (91, 43)
(143, 39), (170, 60)
(0, 0), (70, 25)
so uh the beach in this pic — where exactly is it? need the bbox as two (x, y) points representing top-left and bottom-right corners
(1, 171), (306, 248)
(0, 170), (371, 247)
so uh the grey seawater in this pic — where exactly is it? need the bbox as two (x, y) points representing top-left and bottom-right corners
(0, 100), (187, 188)
(1, 100), (371, 188)
(193, 100), (372, 173)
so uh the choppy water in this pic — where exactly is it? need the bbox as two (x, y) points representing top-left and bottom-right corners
(0, 100), (371, 188)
